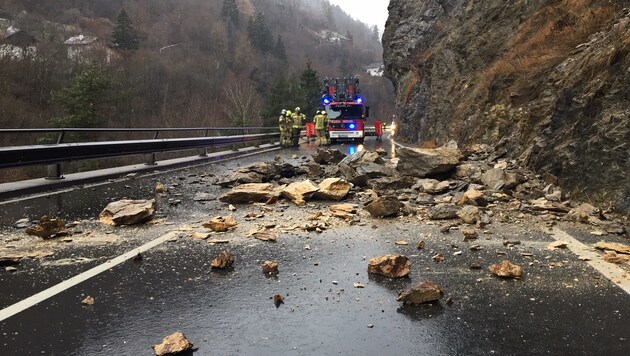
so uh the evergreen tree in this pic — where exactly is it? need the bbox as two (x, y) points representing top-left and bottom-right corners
(299, 60), (322, 117)
(274, 35), (287, 62)
(50, 64), (118, 128)
(247, 12), (274, 53)
(371, 25), (380, 42)
(113, 9), (139, 50)
(221, 0), (240, 25)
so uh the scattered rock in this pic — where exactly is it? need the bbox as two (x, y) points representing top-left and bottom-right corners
(417, 240), (425, 250)
(281, 180), (320, 205)
(14, 218), (30, 228)
(315, 178), (353, 201)
(155, 182), (167, 194)
(416, 179), (451, 194)
(432, 254), (445, 263)
(547, 241), (568, 250)
(602, 251), (630, 264)
(397, 281), (444, 305)
(458, 189), (488, 207)
(207, 239), (230, 245)
(367, 254), (410, 278)
(365, 196), (403, 218)
(396, 146), (461, 177)
(219, 183), (279, 204)
(251, 231), (277, 242)
(273, 293), (284, 307)
(329, 204), (357, 219)
(25, 216), (69, 239)
(489, 260), (523, 278)
(211, 250), (235, 269)
(193, 192), (217, 202)
(81, 296), (95, 305)
(152, 332), (194, 356)
(5, 266), (18, 272)
(99, 199), (156, 226)
(395, 240), (409, 245)
(190, 232), (211, 240)
(461, 227), (478, 240)
(312, 148), (346, 164)
(594, 241), (630, 255)
(203, 216), (238, 232)
(457, 205), (480, 224)
(262, 260), (279, 275)
(566, 203), (600, 223)
(529, 198), (570, 213)
(353, 282), (365, 288)
(427, 204), (460, 220)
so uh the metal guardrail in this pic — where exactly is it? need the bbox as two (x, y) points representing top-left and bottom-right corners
(0, 127), (279, 179)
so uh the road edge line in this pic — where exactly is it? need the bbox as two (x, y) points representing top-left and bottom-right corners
(0, 230), (179, 322)
(551, 228), (630, 295)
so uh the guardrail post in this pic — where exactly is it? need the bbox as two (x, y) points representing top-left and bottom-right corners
(146, 130), (159, 165)
(199, 129), (209, 157)
(45, 131), (65, 180)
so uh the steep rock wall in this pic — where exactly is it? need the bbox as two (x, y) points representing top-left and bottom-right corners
(383, 0), (629, 210)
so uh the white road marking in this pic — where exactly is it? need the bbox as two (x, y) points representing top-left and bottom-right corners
(0, 230), (180, 322)
(551, 228), (630, 295)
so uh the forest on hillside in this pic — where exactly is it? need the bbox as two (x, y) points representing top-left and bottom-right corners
(0, 0), (393, 137)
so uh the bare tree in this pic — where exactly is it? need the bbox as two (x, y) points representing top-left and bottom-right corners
(223, 82), (262, 127)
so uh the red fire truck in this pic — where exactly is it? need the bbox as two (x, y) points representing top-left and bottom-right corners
(322, 77), (369, 143)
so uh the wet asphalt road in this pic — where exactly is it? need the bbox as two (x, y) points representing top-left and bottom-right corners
(1, 137), (630, 355)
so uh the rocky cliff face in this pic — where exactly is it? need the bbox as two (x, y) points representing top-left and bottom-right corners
(383, 0), (629, 211)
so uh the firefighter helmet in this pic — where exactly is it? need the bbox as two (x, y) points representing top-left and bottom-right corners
(295, 107), (301, 112)
(281, 109), (287, 115)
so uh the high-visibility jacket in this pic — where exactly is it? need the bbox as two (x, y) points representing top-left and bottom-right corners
(314, 114), (326, 130)
(278, 115), (287, 130)
(291, 113), (306, 128)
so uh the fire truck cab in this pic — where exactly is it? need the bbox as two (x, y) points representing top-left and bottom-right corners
(322, 77), (369, 143)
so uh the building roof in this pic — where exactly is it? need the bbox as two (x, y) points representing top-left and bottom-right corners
(64, 34), (97, 45)
(365, 63), (384, 69)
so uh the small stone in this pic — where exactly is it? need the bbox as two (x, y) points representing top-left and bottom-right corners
(417, 240), (426, 250)
(395, 240), (409, 245)
(81, 296), (95, 305)
(5, 266), (18, 272)
(228, 204), (237, 211)
(251, 231), (277, 242)
(155, 182), (167, 194)
(273, 293), (285, 307)
(461, 227), (478, 240)
(211, 250), (235, 269)
(367, 254), (411, 278)
(547, 241), (568, 250)
(489, 260), (523, 278)
(432, 254), (445, 263)
(262, 260), (279, 275)
(367, 324), (374, 328)
(397, 281), (444, 305)
(353, 283), (365, 288)
(203, 216), (238, 232)
(152, 332), (193, 356)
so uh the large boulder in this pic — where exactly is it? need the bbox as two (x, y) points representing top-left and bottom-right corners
(216, 162), (279, 187)
(397, 282), (444, 305)
(427, 203), (460, 220)
(367, 254), (410, 278)
(315, 178), (353, 201)
(396, 146), (460, 177)
(312, 148), (347, 164)
(99, 199), (156, 226)
(365, 196), (403, 218)
(355, 162), (396, 179)
(219, 183), (280, 204)
(457, 205), (480, 224)
(281, 180), (319, 205)
(367, 176), (416, 192)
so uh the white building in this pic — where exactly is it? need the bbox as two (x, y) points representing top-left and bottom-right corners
(365, 63), (384, 77)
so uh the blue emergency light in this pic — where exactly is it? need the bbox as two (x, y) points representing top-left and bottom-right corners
(356, 97), (363, 104)
(348, 123), (356, 130)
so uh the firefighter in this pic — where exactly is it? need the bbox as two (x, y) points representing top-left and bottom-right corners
(313, 110), (327, 146)
(291, 107), (306, 147)
(322, 110), (330, 145)
(278, 109), (291, 147)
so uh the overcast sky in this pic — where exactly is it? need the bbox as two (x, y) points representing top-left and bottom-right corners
(327, 0), (390, 31)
